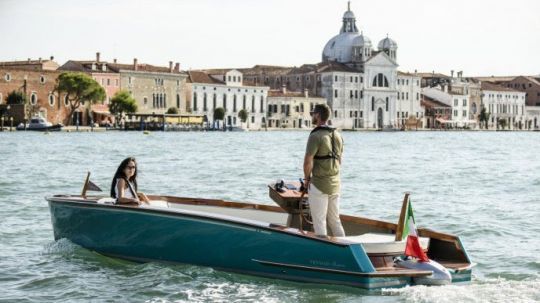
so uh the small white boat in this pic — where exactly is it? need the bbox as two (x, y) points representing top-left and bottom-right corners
(17, 116), (63, 131)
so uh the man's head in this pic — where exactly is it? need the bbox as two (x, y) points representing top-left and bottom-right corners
(311, 104), (330, 125)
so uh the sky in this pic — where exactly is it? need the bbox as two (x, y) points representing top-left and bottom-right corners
(0, 0), (539, 77)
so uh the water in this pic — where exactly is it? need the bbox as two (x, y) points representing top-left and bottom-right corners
(0, 131), (539, 302)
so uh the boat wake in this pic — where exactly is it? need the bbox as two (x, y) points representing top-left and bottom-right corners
(382, 277), (540, 303)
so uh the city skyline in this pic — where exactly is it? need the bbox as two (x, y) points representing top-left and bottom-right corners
(1, 0), (539, 76)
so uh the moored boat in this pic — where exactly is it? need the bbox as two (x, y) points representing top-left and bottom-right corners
(17, 116), (63, 131)
(46, 181), (473, 289)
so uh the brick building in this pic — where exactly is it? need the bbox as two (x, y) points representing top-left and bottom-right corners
(0, 60), (69, 125)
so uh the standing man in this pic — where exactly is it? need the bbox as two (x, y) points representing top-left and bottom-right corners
(303, 104), (345, 237)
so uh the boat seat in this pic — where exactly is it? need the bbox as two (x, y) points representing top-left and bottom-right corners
(338, 233), (430, 254)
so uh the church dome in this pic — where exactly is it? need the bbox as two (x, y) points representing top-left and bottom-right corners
(343, 10), (355, 19)
(322, 33), (361, 63)
(378, 36), (398, 50)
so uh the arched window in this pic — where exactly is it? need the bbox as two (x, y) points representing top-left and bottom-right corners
(371, 97), (375, 111)
(223, 94), (227, 110)
(193, 93), (198, 111)
(233, 95), (237, 112)
(203, 93), (207, 111)
(30, 93), (37, 105)
(260, 96), (264, 113)
(48, 94), (55, 107)
(64, 95), (69, 107)
(372, 73), (389, 87)
(176, 94), (180, 109)
(243, 95), (246, 110)
(213, 94), (216, 109)
(251, 95), (255, 113)
(163, 94), (166, 108)
(385, 97), (389, 111)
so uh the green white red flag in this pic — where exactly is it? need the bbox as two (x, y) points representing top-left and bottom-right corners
(402, 200), (429, 262)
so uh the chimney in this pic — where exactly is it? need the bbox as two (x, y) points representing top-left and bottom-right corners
(50, 56), (54, 61)
(38, 57), (42, 63)
(169, 61), (173, 73)
(96, 52), (101, 63)
(133, 58), (138, 71)
(451, 70), (454, 78)
(174, 62), (180, 72)
(281, 84), (286, 94)
(113, 58), (117, 63)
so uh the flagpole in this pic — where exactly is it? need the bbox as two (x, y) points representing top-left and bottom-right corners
(81, 171), (91, 198)
(395, 192), (410, 241)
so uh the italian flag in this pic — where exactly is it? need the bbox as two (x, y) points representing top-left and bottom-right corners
(402, 201), (429, 262)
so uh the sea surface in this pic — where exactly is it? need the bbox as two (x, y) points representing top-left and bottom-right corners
(0, 131), (539, 303)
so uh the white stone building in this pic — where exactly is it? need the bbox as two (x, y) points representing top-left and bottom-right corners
(423, 86), (474, 128)
(187, 70), (269, 129)
(318, 3), (421, 129)
(481, 82), (526, 129)
(266, 87), (327, 128)
(396, 71), (423, 127)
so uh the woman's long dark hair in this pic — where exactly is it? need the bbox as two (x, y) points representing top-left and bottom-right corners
(110, 157), (138, 198)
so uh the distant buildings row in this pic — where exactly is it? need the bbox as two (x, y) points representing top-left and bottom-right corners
(0, 3), (539, 130)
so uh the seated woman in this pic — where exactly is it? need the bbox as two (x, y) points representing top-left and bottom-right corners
(110, 157), (150, 205)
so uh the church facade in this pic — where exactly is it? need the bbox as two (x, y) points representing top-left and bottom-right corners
(242, 3), (423, 129)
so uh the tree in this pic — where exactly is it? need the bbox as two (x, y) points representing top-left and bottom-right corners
(109, 91), (138, 124)
(238, 109), (248, 123)
(213, 107), (225, 129)
(55, 72), (106, 125)
(479, 107), (490, 129)
(6, 90), (26, 105)
(498, 118), (507, 130)
(166, 107), (178, 114)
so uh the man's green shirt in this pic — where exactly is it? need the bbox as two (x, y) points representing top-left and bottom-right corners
(306, 127), (343, 195)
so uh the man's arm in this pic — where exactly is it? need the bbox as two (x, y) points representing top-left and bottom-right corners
(303, 153), (314, 190)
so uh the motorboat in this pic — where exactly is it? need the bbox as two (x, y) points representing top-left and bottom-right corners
(17, 116), (63, 131)
(46, 180), (473, 289)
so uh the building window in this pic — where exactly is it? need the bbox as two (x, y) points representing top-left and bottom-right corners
(260, 96), (264, 113)
(144, 97), (148, 105)
(251, 116), (255, 123)
(193, 93), (198, 111)
(372, 73), (389, 87)
(40, 75), (46, 84)
(48, 94), (55, 106)
(251, 96), (255, 113)
(177, 94), (180, 109)
(233, 95), (237, 112)
(463, 99), (467, 106)
(454, 99), (458, 106)
(334, 75), (338, 82)
(5, 73), (11, 82)
(334, 110), (338, 118)
(242, 95), (246, 110)
(30, 92), (37, 105)
(107, 79), (110, 86)
(223, 94), (227, 110)
(203, 93), (208, 111)
(371, 97), (375, 111)
(454, 110), (458, 117)
(115, 79), (119, 86)
(334, 89), (338, 98)
(463, 110), (466, 117)
(64, 95), (69, 106)
(385, 97), (389, 111)
(213, 94), (217, 109)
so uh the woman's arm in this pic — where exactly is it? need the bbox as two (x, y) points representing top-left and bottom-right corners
(116, 179), (140, 204)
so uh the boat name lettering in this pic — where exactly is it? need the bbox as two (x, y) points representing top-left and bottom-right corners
(309, 260), (345, 268)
